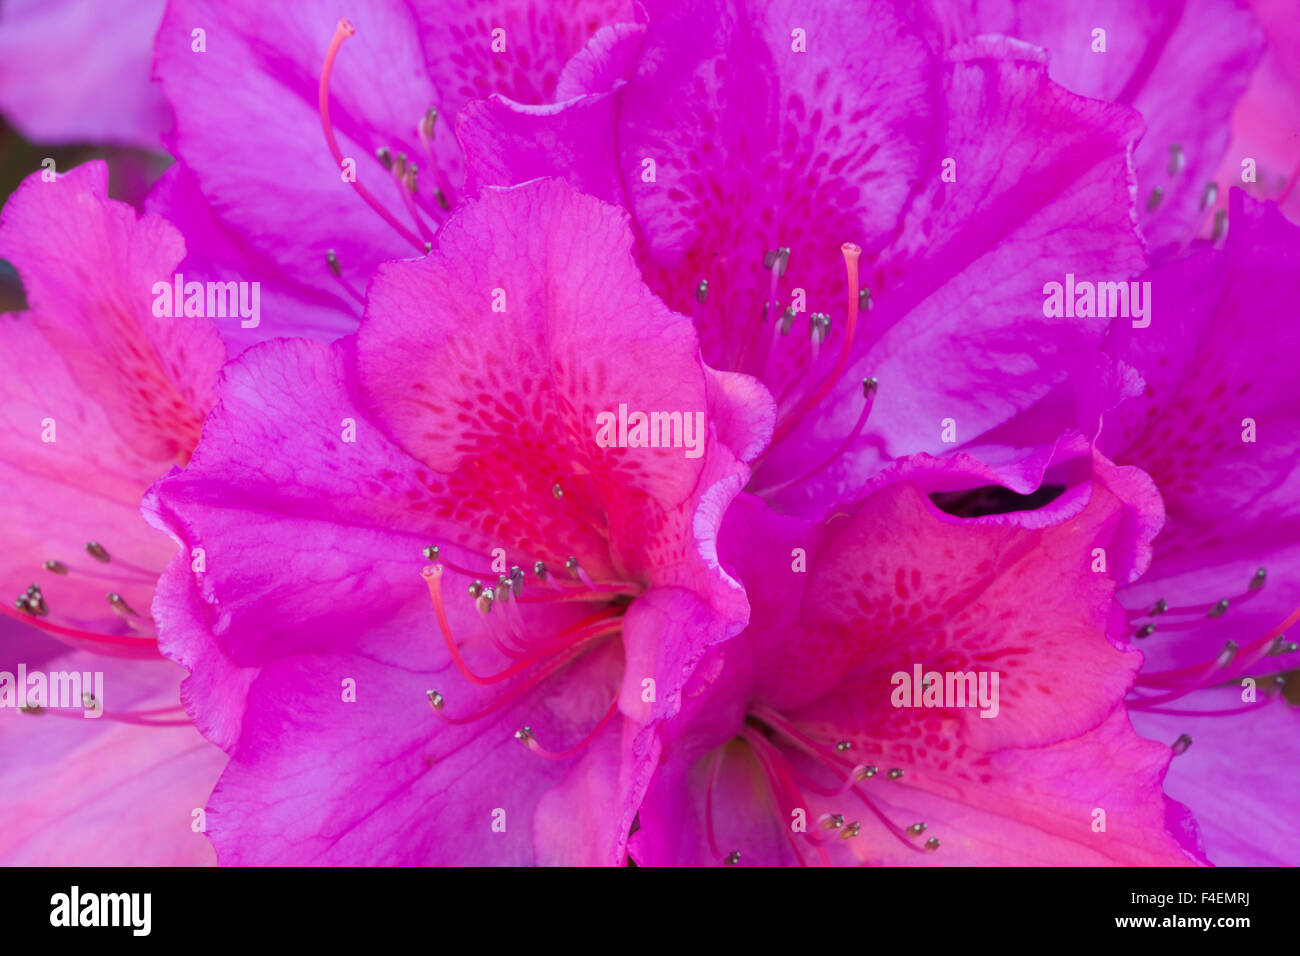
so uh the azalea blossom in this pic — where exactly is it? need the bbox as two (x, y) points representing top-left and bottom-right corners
(0, 161), (223, 656)
(145, 178), (772, 864)
(0, 160), (231, 864)
(458, 0), (1155, 513)
(630, 455), (1203, 865)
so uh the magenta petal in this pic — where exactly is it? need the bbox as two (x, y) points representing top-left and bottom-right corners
(144, 165), (360, 352)
(356, 178), (767, 593)
(0, 0), (169, 149)
(205, 644), (628, 865)
(0, 652), (224, 865)
(938, 0), (1263, 254)
(1131, 689), (1299, 865)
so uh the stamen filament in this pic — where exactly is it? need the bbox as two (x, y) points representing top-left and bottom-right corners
(318, 18), (425, 252)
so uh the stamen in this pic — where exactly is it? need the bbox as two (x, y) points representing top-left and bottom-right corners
(390, 156), (435, 243)
(705, 747), (725, 861)
(516, 695), (620, 760)
(768, 243), (862, 448)
(1211, 208), (1228, 242)
(317, 18), (425, 252)
(745, 709), (929, 857)
(756, 377), (877, 496)
(422, 564), (620, 686)
(1169, 143), (1185, 176)
(324, 249), (366, 305)
(0, 602), (156, 651)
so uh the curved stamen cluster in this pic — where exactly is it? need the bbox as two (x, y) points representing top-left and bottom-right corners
(705, 705), (937, 866)
(1126, 567), (1298, 727)
(421, 546), (635, 760)
(6, 538), (159, 653)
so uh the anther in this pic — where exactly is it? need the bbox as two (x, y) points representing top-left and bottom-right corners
(821, 813), (845, 830)
(467, 579), (483, 599)
(434, 189), (449, 210)
(856, 766), (878, 780)
(762, 247), (790, 277)
(1211, 208), (1228, 242)
(85, 541), (110, 563)
(1269, 637), (1297, 656)
(566, 556), (581, 579)
(1169, 143), (1185, 176)
(834, 740), (852, 753)
(1201, 182), (1218, 211)
(1250, 567), (1267, 590)
(533, 561), (548, 581)
(509, 566), (525, 597)
(106, 592), (139, 616)
(840, 822), (861, 839)
(924, 837), (940, 851)
(423, 545), (439, 561)
(1171, 733), (1193, 755)
(514, 726), (535, 745)
(476, 587), (495, 614)
(810, 312), (831, 342)
(1207, 599), (1230, 618)
(15, 584), (48, 617)
(724, 851), (741, 865)
(419, 107), (438, 139)
(43, 560), (67, 575)
(327, 250), (342, 276)
(859, 288), (872, 311)
(886, 768), (904, 780)
(1149, 598), (1168, 616)
(1146, 187), (1163, 211)
(496, 574), (512, 603)
(863, 377), (878, 399)
(696, 279), (708, 304)
(376, 146), (393, 171)
(1136, 624), (1156, 638)
(427, 690), (444, 710)
(779, 306), (795, 336)
(552, 482), (564, 499)
(907, 822), (927, 836)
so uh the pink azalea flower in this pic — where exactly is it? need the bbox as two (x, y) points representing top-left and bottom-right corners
(459, 0), (1152, 512)
(628, 455), (1204, 865)
(145, 178), (773, 864)
(149, 0), (636, 329)
(0, 160), (232, 864)
(1096, 193), (1300, 864)
(0, 161), (224, 656)
(937, 192), (1300, 863)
